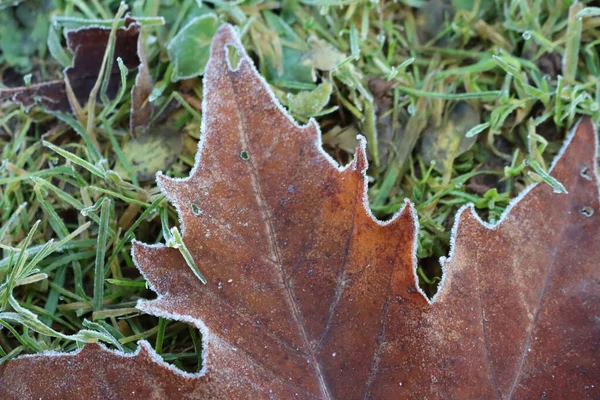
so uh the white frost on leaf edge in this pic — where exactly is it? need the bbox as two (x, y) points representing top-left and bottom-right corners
(8, 339), (203, 380)
(154, 24), (418, 236)
(129, 237), (210, 379)
(132, 261), (211, 378)
(167, 14), (219, 81)
(436, 117), (599, 304)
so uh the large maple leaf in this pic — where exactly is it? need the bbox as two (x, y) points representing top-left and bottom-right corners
(0, 25), (598, 400)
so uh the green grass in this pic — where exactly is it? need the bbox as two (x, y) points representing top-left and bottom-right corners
(1, 0), (599, 371)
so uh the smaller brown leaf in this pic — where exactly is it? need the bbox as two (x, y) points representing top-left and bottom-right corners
(130, 28), (153, 138)
(368, 77), (396, 168)
(0, 18), (152, 134)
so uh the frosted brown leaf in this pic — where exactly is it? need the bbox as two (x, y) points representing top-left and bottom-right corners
(0, 25), (597, 400)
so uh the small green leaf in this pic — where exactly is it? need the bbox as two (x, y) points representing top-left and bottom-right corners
(167, 14), (220, 81)
(262, 11), (313, 86)
(285, 81), (333, 118)
(114, 126), (183, 182)
(47, 25), (71, 67)
(303, 37), (346, 72)
(421, 102), (481, 174)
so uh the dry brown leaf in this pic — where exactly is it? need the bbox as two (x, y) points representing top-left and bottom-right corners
(0, 20), (138, 111)
(129, 26), (153, 137)
(0, 25), (598, 400)
(0, 18), (152, 135)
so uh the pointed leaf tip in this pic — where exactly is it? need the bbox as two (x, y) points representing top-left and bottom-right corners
(155, 173), (180, 202)
(214, 23), (238, 43)
(208, 24), (245, 71)
(354, 135), (368, 172)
